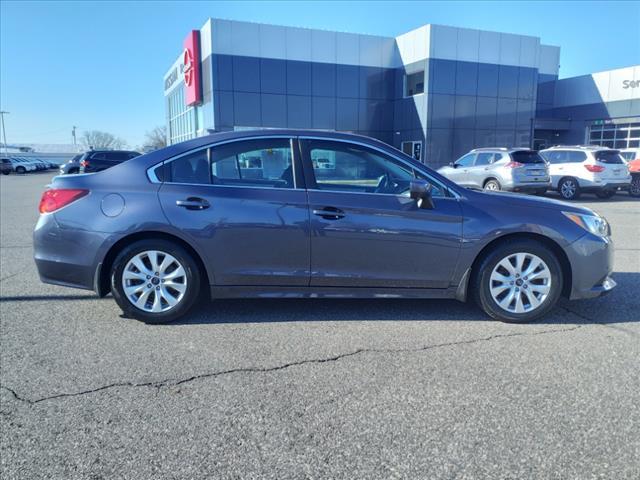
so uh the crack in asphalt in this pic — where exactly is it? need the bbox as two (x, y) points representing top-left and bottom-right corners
(559, 305), (638, 337)
(0, 325), (582, 406)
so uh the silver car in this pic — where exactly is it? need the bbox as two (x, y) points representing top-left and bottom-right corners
(438, 148), (551, 194)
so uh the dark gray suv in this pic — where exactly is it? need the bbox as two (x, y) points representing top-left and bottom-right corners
(34, 131), (616, 324)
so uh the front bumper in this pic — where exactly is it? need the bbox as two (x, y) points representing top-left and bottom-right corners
(565, 233), (616, 300)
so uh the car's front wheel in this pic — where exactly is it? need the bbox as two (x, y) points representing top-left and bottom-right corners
(473, 239), (563, 323)
(111, 239), (201, 323)
(16, 166), (26, 174)
(484, 179), (501, 191)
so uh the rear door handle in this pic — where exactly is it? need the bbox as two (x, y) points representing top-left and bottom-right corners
(176, 197), (210, 210)
(313, 206), (345, 220)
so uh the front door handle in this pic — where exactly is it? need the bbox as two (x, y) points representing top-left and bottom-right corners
(176, 197), (210, 210)
(312, 206), (345, 220)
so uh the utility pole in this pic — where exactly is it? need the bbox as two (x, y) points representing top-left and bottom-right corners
(0, 111), (9, 155)
(72, 125), (77, 148)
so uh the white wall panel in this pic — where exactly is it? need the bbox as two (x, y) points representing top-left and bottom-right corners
(430, 24), (457, 61)
(259, 23), (287, 60)
(200, 19), (213, 59)
(499, 33), (521, 66)
(359, 34), (382, 67)
(478, 30), (500, 64)
(285, 27), (312, 61)
(231, 20), (260, 57)
(519, 35), (539, 68)
(336, 31), (360, 65)
(211, 19), (233, 55)
(538, 45), (560, 75)
(311, 29), (337, 64)
(456, 28), (479, 63)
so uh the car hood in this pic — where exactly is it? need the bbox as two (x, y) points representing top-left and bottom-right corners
(464, 188), (594, 215)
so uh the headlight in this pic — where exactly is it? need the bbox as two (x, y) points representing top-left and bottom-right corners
(562, 211), (610, 237)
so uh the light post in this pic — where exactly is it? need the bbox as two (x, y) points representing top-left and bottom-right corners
(0, 111), (9, 155)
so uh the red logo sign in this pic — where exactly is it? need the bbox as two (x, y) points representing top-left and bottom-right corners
(183, 30), (202, 106)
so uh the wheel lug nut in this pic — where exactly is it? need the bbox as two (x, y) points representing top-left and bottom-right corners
(510, 281), (514, 285)
(146, 275), (151, 279)
(155, 272), (159, 276)
(156, 286), (160, 291)
(147, 284), (152, 288)
(515, 287), (520, 292)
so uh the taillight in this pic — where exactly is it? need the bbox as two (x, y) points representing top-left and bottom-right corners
(39, 189), (89, 214)
(505, 161), (524, 168)
(80, 160), (89, 167)
(584, 164), (605, 173)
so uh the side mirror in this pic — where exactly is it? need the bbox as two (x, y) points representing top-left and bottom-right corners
(449, 162), (456, 168)
(410, 179), (435, 209)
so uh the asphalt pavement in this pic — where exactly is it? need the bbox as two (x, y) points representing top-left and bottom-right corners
(1, 172), (639, 479)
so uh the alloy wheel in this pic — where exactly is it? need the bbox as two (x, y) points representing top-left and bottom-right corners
(630, 177), (640, 197)
(560, 180), (577, 199)
(489, 252), (551, 314)
(122, 250), (187, 313)
(484, 181), (500, 191)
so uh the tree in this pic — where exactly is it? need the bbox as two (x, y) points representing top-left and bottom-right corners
(144, 126), (167, 151)
(80, 130), (126, 150)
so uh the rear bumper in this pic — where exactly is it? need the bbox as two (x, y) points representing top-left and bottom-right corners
(504, 179), (551, 191)
(33, 213), (108, 291)
(565, 233), (615, 300)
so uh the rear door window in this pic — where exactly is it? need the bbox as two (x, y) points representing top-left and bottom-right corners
(567, 151), (587, 163)
(595, 150), (624, 164)
(510, 151), (546, 164)
(474, 153), (495, 166)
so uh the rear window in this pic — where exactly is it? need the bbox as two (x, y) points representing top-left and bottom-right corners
(620, 151), (636, 161)
(595, 150), (624, 164)
(510, 151), (546, 164)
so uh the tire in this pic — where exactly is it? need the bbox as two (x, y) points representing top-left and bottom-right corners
(2, 170), (9, 175)
(629, 174), (640, 198)
(111, 239), (201, 324)
(68, 168), (79, 174)
(472, 239), (563, 323)
(483, 179), (501, 191)
(595, 189), (616, 199)
(558, 177), (580, 200)
(16, 166), (26, 174)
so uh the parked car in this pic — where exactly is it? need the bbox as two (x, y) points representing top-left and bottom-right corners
(10, 158), (37, 174)
(1, 158), (12, 175)
(540, 146), (631, 200)
(34, 131), (616, 324)
(79, 150), (141, 173)
(619, 147), (640, 197)
(437, 148), (550, 194)
(59, 154), (83, 175)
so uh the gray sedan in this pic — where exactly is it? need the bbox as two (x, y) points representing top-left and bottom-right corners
(34, 131), (615, 324)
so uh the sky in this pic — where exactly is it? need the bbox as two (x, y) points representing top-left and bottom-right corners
(1, 0), (639, 148)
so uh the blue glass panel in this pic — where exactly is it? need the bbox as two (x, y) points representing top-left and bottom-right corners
(286, 61), (312, 96)
(216, 55), (234, 91)
(287, 95), (312, 128)
(261, 94), (287, 127)
(517, 67), (536, 100)
(232, 56), (260, 93)
(216, 91), (234, 127)
(312, 63), (336, 97)
(336, 97), (358, 131)
(429, 94), (455, 129)
(455, 62), (478, 96)
(475, 96), (497, 129)
(312, 97), (336, 129)
(336, 64), (359, 98)
(496, 98), (517, 129)
(430, 59), (456, 95)
(477, 63), (499, 97)
(498, 65), (519, 99)
(454, 95), (477, 129)
(260, 58), (286, 95)
(233, 92), (261, 126)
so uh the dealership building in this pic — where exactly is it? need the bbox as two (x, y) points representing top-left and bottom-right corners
(164, 18), (640, 166)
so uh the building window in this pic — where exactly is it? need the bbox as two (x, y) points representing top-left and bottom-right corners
(404, 71), (424, 97)
(401, 141), (423, 161)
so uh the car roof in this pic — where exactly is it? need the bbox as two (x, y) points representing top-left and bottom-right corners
(541, 145), (613, 151)
(470, 147), (534, 153)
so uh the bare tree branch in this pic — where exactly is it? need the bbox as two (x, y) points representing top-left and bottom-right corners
(80, 130), (126, 150)
(144, 126), (167, 151)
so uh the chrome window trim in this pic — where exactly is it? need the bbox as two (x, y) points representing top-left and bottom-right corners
(151, 181), (303, 193)
(298, 135), (460, 199)
(146, 135), (296, 187)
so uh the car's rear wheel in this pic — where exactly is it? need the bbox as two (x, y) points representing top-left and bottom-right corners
(473, 239), (563, 323)
(558, 177), (580, 200)
(111, 239), (201, 324)
(595, 189), (616, 199)
(16, 166), (26, 174)
(484, 179), (501, 191)
(2, 170), (9, 175)
(628, 174), (640, 197)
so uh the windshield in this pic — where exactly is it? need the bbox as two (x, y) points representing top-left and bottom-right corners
(595, 150), (624, 164)
(510, 151), (546, 164)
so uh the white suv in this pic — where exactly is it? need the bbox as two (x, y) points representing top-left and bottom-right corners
(540, 146), (631, 200)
